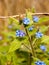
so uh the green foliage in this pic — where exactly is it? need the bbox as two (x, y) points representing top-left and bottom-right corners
(38, 16), (49, 23)
(9, 39), (22, 53)
(39, 25), (49, 33)
(41, 35), (49, 43)
(0, 9), (49, 65)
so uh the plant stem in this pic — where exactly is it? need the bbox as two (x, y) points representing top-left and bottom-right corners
(28, 53), (32, 65)
(24, 27), (35, 57)
(32, 38), (37, 46)
(22, 43), (31, 51)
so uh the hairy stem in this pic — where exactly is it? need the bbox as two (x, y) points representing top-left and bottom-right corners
(24, 27), (35, 57)
(22, 22), (36, 65)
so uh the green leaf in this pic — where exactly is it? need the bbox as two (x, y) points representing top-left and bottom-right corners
(8, 17), (22, 30)
(28, 28), (37, 36)
(31, 8), (35, 13)
(8, 39), (22, 53)
(38, 16), (49, 23)
(12, 52), (17, 65)
(2, 31), (16, 39)
(41, 35), (49, 43)
(26, 10), (33, 25)
(0, 53), (7, 65)
(0, 45), (9, 52)
(6, 53), (12, 61)
(8, 17), (19, 24)
(39, 25), (49, 33)
(44, 59), (49, 65)
(1, 31), (16, 42)
(26, 10), (32, 20)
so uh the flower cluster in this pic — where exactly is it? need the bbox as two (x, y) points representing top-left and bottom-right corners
(40, 45), (46, 51)
(23, 18), (30, 25)
(33, 16), (39, 22)
(28, 26), (34, 31)
(35, 32), (43, 38)
(35, 61), (46, 65)
(16, 30), (25, 37)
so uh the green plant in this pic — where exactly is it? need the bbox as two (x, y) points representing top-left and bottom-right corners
(0, 10), (49, 65)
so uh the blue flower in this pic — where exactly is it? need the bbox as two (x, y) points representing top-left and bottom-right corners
(28, 26), (34, 31)
(23, 18), (30, 25)
(16, 30), (25, 37)
(40, 45), (46, 51)
(35, 61), (46, 65)
(35, 32), (43, 38)
(33, 16), (39, 22)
